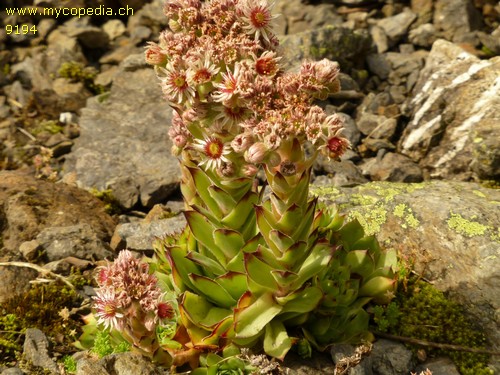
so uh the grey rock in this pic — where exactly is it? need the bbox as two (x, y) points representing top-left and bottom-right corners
(279, 26), (372, 73)
(76, 352), (166, 375)
(0, 265), (38, 304)
(19, 239), (41, 261)
(314, 180), (500, 370)
(409, 23), (438, 48)
(110, 215), (187, 252)
(102, 19), (127, 41)
(356, 113), (398, 139)
(410, 0), (434, 25)
(23, 328), (59, 374)
(275, 0), (342, 36)
(127, 0), (169, 37)
(61, 17), (110, 49)
(330, 344), (372, 375)
(361, 152), (424, 182)
(369, 25), (389, 54)
(377, 8), (417, 46)
(414, 357), (460, 375)
(63, 56), (180, 209)
(434, 0), (483, 43)
(36, 223), (113, 262)
(0, 368), (25, 375)
(314, 159), (368, 187)
(366, 54), (391, 80)
(400, 39), (500, 181)
(0, 170), (116, 261)
(370, 339), (415, 375)
(130, 25), (152, 43)
(385, 51), (427, 86)
(360, 138), (396, 154)
(470, 119), (500, 180)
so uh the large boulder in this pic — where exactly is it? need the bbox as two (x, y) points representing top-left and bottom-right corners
(0, 170), (116, 303)
(400, 39), (500, 181)
(313, 179), (500, 370)
(63, 54), (181, 209)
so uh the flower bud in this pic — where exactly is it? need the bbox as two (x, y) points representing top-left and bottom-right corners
(242, 163), (259, 177)
(231, 133), (254, 153)
(145, 42), (168, 65)
(245, 142), (268, 164)
(266, 151), (281, 167)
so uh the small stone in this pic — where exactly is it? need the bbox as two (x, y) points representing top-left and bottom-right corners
(371, 339), (416, 375)
(102, 19), (127, 41)
(19, 240), (41, 261)
(23, 328), (59, 374)
(377, 8), (417, 45)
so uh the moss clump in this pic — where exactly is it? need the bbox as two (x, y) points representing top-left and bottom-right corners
(0, 281), (84, 366)
(374, 280), (492, 375)
(89, 188), (124, 215)
(58, 61), (105, 95)
(32, 120), (64, 136)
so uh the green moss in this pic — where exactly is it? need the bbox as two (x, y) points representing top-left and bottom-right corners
(63, 355), (77, 374)
(447, 212), (489, 237)
(390, 281), (493, 375)
(89, 188), (123, 215)
(0, 281), (84, 366)
(58, 61), (106, 95)
(32, 120), (64, 136)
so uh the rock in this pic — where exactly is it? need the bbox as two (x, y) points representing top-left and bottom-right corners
(275, 0), (343, 36)
(127, 0), (169, 37)
(284, 351), (336, 375)
(313, 180), (500, 370)
(361, 152), (424, 182)
(0, 265), (38, 304)
(279, 26), (373, 73)
(34, 223), (113, 262)
(366, 54), (391, 80)
(400, 39), (500, 181)
(314, 160), (369, 187)
(408, 23), (438, 48)
(60, 17), (110, 49)
(370, 339), (415, 375)
(330, 343), (372, 375)
(414, 357), (460, 375)
(0, 170), (116, 257)
(110, 215), (187, 252)
(102, 19), (127, 41)
(76, 352), (165, 375)
(410, 0), (434, 25)
(369, 25), (389, 54)
(0, 368), (24, 375)
(23, 328), (59, 374)
(433, 0), (484, 43)
(63, 55), (180, 209)
(377, 8), (417, 46)
(357, 113), (398, 139)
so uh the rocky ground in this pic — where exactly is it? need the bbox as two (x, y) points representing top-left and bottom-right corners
(0, 0), (499, 374)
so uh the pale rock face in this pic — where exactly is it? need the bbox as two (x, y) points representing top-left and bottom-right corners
(400, 39), (500, 181)
(312, 179), (500, 371)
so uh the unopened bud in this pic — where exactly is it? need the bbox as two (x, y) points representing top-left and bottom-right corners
(245, 142), (268, 164)
(279, 160), (296, 176)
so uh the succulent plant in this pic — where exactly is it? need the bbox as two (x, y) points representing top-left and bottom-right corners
(84, 0), (398, 369)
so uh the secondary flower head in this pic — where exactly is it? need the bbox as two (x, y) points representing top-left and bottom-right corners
(93, 250), (175, 334)
(94, 288), (124, 330)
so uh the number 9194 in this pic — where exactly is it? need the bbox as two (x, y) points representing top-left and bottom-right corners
(5, 24), (38, 35)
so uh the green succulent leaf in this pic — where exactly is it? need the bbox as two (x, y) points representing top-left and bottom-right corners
(263, 320), (292, 360)
(276, 286), (323, 313)
(221, 191), (259, 229)
(185, 210), (226, 265)
(215, 272), (248, 301)
(358, 276), (396, 302)
(181, 291), (232, 330)
(186, 251), (225, 276)
(244, 252), (278, 292)
(188, 274), (237, 308)
(234, 292), (282, 338)
(207, 185), (236, 216)
(213, 229), (244, 261)
(345, 250), (375, 277)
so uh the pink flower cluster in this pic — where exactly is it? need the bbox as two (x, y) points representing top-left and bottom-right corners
(93, 250), (174, 332)
(146, 0), (350, 177)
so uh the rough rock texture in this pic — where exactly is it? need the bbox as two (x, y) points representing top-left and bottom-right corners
(23, 328), (59, 374)
(279, 25), (372, 71)
(0, 170), (116, 255)
(0, 170), (116, 302)
(313, 179), (500, 371)
(63, 55), (180, 210)
(76, 352), (167, 375)
(400, 39), (500, 181)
